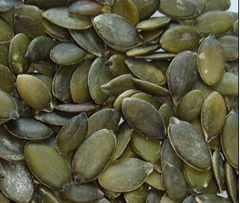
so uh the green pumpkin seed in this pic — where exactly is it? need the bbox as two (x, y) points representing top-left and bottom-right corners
(198, 35), (225, 86)
(131, 92), (159, 109)
(162, 164), (187, 201)
(43, 7), (92, 30)
(126, 44), (159, 57)
(221, 110), (238, 168)
(99, 158), (153, 192)
(61, 183), (104, 202)
(38, 186), (61, 203)
(131, 131), (161, 163)
(88, 57), (114, 104)
(93, 14), (141, 51)
(53, 102), (99, 113)
(25, 35), (56, 63)
(160, 194), (175, 203)
(16, 74), (52, 110)
(158, 0), (200, 19)
(125, 58), (166, 85)
(0, 64), (15, 93)
(50, 43), (86, 65)
(0, 126), (24, 161)
(204, 0), (231, 11)
(218, 35), (238, 61)
(135, 53), (176, 61)
(212, 72), (238, 96)
(178, 90), (204, 122)
(68, 0), (103, 16)
(167, 51), (198, 104)
(112, 124), (133, 160)
(225, 162), (238, 203)
(24, 142), (71, 189)
(201, 91), (226, 142)
(183, 163), (212, 194)
(139, 29), (163, 44)
(42, 18), (70, 42)
(0, 160), (33, 202)
(72, 129), (116, 182)
(88, 108), (120, 136)
(56, 113), (88, 154)
(9, 33), (30, 75)
(124, 184), (148, 203)
(70, 29), (105, 57)
(137, 17), (170, 31)
(122, 98), (165, 139)
(132, 78), (169, 97)
(168, 117), (212, 171)
(0, 44), (9, 67)
(108, 54), (131, 76)
(0, 89), (18, 121)
(146, 171), (165, 190)
(112, 0), (139, 25)
(160, 25), (200, 53)
(212, 151), (226, 192)
(0, 18), (13, 43)
(195, 11), (234, 34)
(159, 103), (175, 130)
(196, 194), (231, 203)
(101, 74), (135, 96)
(5, 117), (53, 140)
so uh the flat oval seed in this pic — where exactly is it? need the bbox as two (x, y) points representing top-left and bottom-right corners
(137, 17), (170, 31)
(0, 18), (13, 43)
(0, 160), (33, 202)
(201, 92), (226, 142)
(168, 117), (212, 171)
(162, 164), (187, 201)
(5, 118), (53, 140)
(88, 57), (114, 104)
(88, 108), (120, 136)
(178, 90), (204, 122)
(72, 129), (116, 182)
(68, 0), (103, 16)
(167, 51), (198, 104)
(93, 14), (141, 51)
(70, 29), (104, 57)
(135, 53), (176, 61)
(126, 44), (159, 57)
(160, 25), (200, 54)
(70, 60), (92, 103)
(145, 170), (164, 190)
(122, 98), (165, 139)
(195, 11), (234, 34)
(61, 183), (104, 202)
(196, 194), (231, 203)
(9, 33), (30, 75)
(212, 151), (226, 192)
(212, 72), (238, 96)
(0, 89), (18, 121)
(52, 65), (76, 103)
(0, 64), (15, 93)
(205, 0), (231, 11)
(221, 110), (238, 168)
(124, 184), (148, 203)
(24, 143), (71, 189)
(112, 0), (139, 25)
(43, 7), (92, 30)
(218, 35), (238, 61)
(158, 0), (200, 19)
(99, 158), (153, 192)
(50, 43), (86, 66)
(34, 112), (70, 126)
(125, 58), (166, 85)
(16, 74), (52, 110)
(0, 126), (24, 161)
(131, 131), (161, 163)
(183, 164), (212, 194)
(56, 113), (88, 154)
(198, 35), (225, 86)
(225, 162), (238, 203)
(53, 102), (99, 113)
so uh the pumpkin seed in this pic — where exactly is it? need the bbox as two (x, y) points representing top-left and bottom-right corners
(204, 0), (231, 11)
(99, 158), (153, 192)
(158, 103), (175, 130)
(122, 98), (165, 139)
(0, 44), (9, 67)
(133, 0), (159, 20)
(126, 44), (159, 57)
(218, 35), (238, 61)
(137, 17), (170, 30)
(72, 129), (116, 182)
(108, 54), (131, 76)
(53, 102), (99, 113)
(201, 92), (226, 142)
(168, 117), (212, 171)
(131, 92), (159, 109)
(123, 184), (148, 203)
(135, 53), (176, 60)
(24, 142), (71, 189)
(0, 18), (13, 43)
(0, 64), (15, 93)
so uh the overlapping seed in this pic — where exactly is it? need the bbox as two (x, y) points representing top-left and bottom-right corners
(0, 0), (237, 202)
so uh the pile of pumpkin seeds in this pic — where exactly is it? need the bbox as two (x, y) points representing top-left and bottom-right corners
(0, 0), (238, 202)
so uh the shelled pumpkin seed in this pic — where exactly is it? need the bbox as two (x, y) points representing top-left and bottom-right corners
(0, 0), (238, 202)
